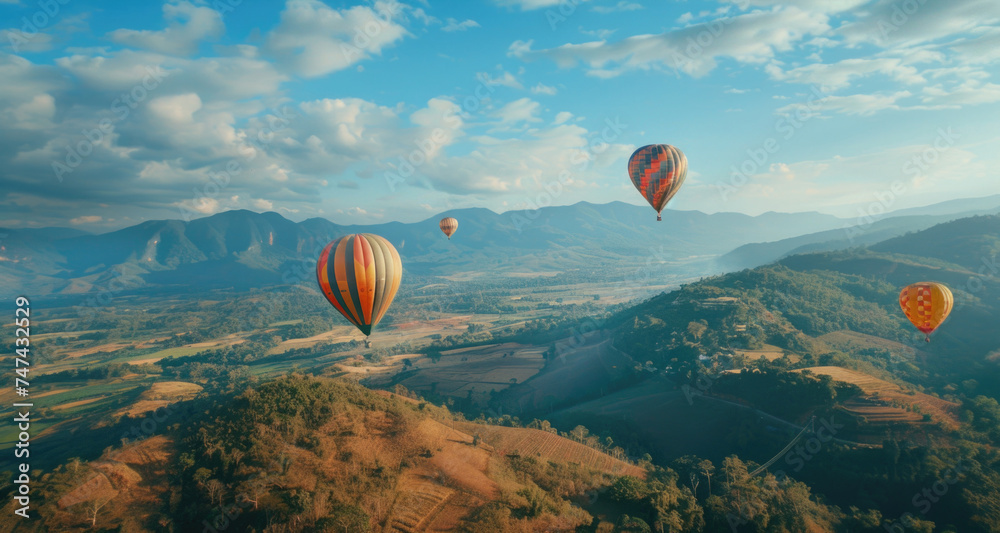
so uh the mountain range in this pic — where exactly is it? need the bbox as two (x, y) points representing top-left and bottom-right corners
(3, 195), (998, 299)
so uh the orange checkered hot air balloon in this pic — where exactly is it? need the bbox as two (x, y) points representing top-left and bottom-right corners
(628, 144), (688, 221)
(316, 234), (402, 343)
(899, 282), (953, 342)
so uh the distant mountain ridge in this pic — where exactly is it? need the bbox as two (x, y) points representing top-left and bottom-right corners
(718, 197), (1000, 271)
(2, 196), (997, 298)
(0, 202), (847, 298)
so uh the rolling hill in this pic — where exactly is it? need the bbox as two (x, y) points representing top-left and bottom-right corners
(718, 201), (1000, 272)
(2, 376), (648, 532)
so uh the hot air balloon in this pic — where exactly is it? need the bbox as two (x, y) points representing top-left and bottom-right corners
(439, 217), (458, 240)
(899, 282), (953, 342)
(627, 144), (688, 221)
(316, 234), (402, 345)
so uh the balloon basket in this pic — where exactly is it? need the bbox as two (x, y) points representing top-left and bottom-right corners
(364, 338), (372, 349)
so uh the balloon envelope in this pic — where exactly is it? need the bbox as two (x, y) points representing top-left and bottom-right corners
(439, 217), (458, 239)
(316, 233), (402, 337)
(627, 144), (688, 221)
(899, 282), (953, 341)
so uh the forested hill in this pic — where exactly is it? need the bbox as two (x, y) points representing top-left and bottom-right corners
(8, 376), (655, 531)
(611, 213), (1000, 405)
(871, 214), (1000, 271)
(5, 376), (948, 533)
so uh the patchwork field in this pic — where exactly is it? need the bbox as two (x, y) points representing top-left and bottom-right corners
(490, 335), (635, 415)
(368, 343), (548, 404)
(734, 344), (800, 363)
(115, 381), (203, 418)
(795, 366), (960, 429)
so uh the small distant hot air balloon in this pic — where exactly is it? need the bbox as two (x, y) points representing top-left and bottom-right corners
(439, 217), (458, 240)
(627, 144), (688, 221)
(899, 282), (953, 342)
(316, 234), (402, 346)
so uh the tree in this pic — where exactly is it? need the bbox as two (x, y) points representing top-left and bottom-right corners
(205, 479), (225, 506)
(85, 497), (113, 527)
(619, 514), (652, 532)
(610, 476), (649, 502)
(698, 460), (716, 496)
(239, 477), (270, 510)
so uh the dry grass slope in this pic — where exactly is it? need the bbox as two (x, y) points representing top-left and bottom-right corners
(456, 423), (645, 479)
(796, 366), (960, 429)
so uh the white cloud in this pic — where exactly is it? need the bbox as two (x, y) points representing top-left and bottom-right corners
(949, 27), (1000, 64)
(766, 57), (926, 91)
(580, 27), (617, 39)
(478, 70), (523, 89)
(839, 0), (1000, 48)
(174, 197), (222, 216)
(733, 0), (869, 14)
(2, 30), (54, 53)
(442, 18), (480, 32)
(417, 122), (632, 194)
(695, 140), (992, 216)
(921, 80), (1000, 106)
(592, 1), (643, 14)
(108, 1), (224, 56)
(56, 49), (286, 101)
(491, 0), (585, 10)
(531, 83), (558, 95)
(492, 97), (542, 126)
(69, 215), (103, 225)
(777, 90), (913, 116)
(509, 7), (831, 78)
(553, 111), (573, 124)
(264, 0), (413, 78)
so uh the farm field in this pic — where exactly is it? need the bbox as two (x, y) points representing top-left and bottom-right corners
(490, 335), (635, 415)
(818, 330), (929, 362)
(114, 381), (203, 418)
(733, 344), (800, 363)
(550, 377), (789, 464)
(794, 366), (960, 429)
(366, 343), (548, 405)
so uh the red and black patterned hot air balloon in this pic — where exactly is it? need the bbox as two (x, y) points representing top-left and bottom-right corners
(316, 234), (402, 342)
(627, 144), (688, 221)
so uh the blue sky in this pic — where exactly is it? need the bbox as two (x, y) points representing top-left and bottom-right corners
(2, 0), (999, 230)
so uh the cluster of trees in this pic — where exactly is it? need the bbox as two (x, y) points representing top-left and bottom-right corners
(711, 368), (863, 420)
(42, 362), (143, 382)
(274, 316), (333, 341)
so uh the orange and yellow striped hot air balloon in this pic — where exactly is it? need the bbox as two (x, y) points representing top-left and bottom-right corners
(899, 282), (954, 342)
(316, 234), (402, 340)
(439, 217), (458, 240)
